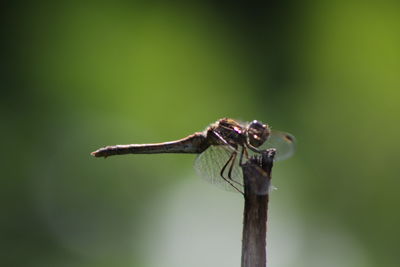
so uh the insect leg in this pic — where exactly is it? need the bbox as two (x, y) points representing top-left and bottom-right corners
(220, 151), (234, 179)
(239, 146), (248, 166)
(208, 131), (243, 194)
(227, 151), (237, 180)
(218, 151), (243, 194)
(220, 172), (244, 195)
(227, 150), (245, 187)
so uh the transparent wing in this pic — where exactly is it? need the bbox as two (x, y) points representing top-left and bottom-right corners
(259, 130), (296, 161)
(194, 145), (244, 193)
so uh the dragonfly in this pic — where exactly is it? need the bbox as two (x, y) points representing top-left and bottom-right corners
(91, 118), (295, 194)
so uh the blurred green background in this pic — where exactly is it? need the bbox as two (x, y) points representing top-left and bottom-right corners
(2, 1), (399, 267)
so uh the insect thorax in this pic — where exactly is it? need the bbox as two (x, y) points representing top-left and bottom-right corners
(207, 119), (246, 148)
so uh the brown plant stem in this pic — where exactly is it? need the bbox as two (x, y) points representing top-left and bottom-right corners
(241, 149), (276, 267)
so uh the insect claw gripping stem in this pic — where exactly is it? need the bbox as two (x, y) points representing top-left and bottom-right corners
(219, 151), (244, 194)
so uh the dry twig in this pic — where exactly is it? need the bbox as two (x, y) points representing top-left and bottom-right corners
(241, 149), (276, 267)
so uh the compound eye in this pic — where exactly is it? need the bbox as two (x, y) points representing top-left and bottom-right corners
(249, 120), (264, 129)
(248, 120), (270, 147)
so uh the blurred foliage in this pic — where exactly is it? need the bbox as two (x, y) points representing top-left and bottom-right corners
(1, 1), (400, 267)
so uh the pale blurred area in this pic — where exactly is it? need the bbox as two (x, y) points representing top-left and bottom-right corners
(2, 1), (399, 266)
